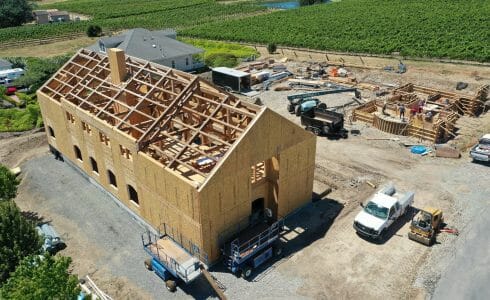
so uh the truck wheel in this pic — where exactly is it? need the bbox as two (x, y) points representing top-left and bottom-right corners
(273, 245), (283, 257)
(144, 259), (153, 271)
(165, 280), (177, 292)
(287, 103), (293, 112)
(295, 106), (301, 116)
(313, 127), (321, 136)
(242, 266), (253, 279)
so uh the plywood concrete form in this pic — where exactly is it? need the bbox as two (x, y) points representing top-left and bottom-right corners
(37, 49), (317, 263)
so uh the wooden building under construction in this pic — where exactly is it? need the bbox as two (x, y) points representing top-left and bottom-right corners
(37, 48), (316, 262)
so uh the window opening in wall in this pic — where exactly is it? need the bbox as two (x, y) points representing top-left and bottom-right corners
(119, 145), (132, 160)
(128, 185), (139, 205)
(90, 157), (98, 174)
(81, 121), (92, 135)
(99, 132), (110, 147)
(250, 161), (266, 184)
(108, 170), (117, 187)
(66, 111), (75, 123)
(74, 145), (82, 161)
(186, 57), (189, 66)
(172, 60), (175, 68)
(48, 126), (55, 138)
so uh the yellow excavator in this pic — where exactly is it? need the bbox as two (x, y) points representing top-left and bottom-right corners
(408, 208), (444, 246)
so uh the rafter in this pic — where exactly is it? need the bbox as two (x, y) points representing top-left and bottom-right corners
(40, 48), (262, 183)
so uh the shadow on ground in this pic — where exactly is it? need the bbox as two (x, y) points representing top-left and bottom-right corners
(209, 194), (344, 282)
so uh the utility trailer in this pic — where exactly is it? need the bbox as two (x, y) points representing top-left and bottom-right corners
(301, 108), (347, 138)
(222, 219), (284, 279)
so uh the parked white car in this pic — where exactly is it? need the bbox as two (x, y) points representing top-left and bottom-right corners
(353, 184), (414, 240)
(470, 134), (490, 163)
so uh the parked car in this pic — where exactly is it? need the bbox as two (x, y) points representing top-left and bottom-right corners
(36, 223), (65, 254)
(469, 134), (490, 163)
(353, 184), (414, 240)
(6, 86), (17, 95)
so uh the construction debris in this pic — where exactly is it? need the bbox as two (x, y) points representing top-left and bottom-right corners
(434, 144), (461, 158)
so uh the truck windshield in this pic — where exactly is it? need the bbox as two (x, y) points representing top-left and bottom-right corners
(480, 139), (490, 145)
(364, 202), (389, 219)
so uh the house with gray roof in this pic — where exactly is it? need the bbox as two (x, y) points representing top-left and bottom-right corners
(0, 59), (12, 71)
(86, 28), (204, 72)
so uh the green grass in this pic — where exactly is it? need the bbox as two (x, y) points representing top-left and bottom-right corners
(182, 0), (490, 62)
(180, 38), (259, 67)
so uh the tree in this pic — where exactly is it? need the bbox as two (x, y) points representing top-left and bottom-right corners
(0, 201), (41, 283)
(0, 0), (34, 29)
(86, 25), (102, 37)
(14, 55), (70, 92)
(267, 43), (277, 54)
(0, 165), (18, 201)
(300, 0), (323, 6)
(0, 255), (80, 299)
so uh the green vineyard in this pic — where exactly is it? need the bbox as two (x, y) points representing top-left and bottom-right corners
(183, 0), (490, 62)
(0, 0), (488, 61)
(0, 0), (265, 43)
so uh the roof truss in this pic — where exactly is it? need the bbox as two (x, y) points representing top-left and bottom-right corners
(41, 49), (262, 183)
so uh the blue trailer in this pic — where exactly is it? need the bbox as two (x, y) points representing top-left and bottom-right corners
(141, 226), (208, 293)
(221, 219), (284, 279)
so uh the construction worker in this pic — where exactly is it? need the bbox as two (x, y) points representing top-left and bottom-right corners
(399, 103), (406, 120)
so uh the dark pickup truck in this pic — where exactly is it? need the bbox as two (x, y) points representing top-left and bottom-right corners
(301, 108), (347, 138)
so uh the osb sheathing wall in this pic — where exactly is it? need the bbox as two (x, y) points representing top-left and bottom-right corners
(37, 91), (203, 246)
(198, 108), (316, 261)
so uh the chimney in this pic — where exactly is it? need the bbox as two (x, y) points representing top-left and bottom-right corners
(108, 48), (127, 85)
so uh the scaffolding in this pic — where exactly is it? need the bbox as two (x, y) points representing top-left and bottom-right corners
(40, 49), (262, 183)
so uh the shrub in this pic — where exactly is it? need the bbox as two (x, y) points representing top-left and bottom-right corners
(267, 43), (277, 54)
(0, 165), (19, 201)
(86, 25), (102, 37)
(0, 255), (80, 299)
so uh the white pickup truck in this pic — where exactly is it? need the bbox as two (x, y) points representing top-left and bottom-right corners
(353, 184), (414, 240)
(470, 134), (490, 163)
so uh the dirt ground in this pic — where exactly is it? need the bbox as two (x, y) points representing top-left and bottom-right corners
(0, 53), (489, 299)
(0, 37), (96, 58)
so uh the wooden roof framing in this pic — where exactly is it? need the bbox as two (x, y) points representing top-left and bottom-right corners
(40, 49), (262, 183)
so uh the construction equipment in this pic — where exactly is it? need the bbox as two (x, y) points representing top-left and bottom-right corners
(142, 225), (226, 298)
(286, 88), (360, 115)
(36, 223), (65, 254)
(397, 60), (407, 74)
(222, 218), (284, 279)
(301, 108), (347, 138)
(408, 208), (444, 246)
